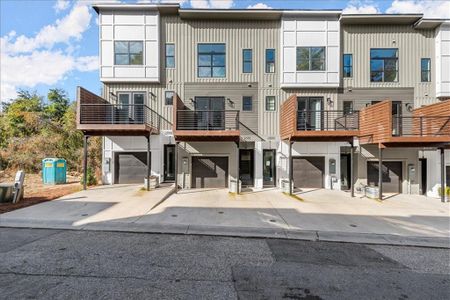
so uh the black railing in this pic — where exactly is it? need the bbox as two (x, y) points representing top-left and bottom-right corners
(80, 104), (161, 130)
(176, 110), (239, 131)
(296, 110), (359, 131)
(392, 116), (450, 137)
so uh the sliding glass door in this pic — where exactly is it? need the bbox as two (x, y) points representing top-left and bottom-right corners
(297, 97), (323, 131)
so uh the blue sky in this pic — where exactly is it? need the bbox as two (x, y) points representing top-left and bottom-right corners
(1, 0), (449, 103)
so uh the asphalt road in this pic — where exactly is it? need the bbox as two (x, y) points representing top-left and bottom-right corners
(0, 227), (449, 300)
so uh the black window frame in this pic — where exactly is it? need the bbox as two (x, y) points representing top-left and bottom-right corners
(343, 54), (353, 78)
(421, 58), (431, 82)
(165, 91), (174, 106)
(165, 43), (175, 68)
(197, 43), (226, 78)
(265, 49), (275, 73)
(296, 47), (326, 71)
(114, 41), (144, 65)
(265, 96), (276, 112)
(242, 49), (253, 73)
(370, 48), (398, 82)
(343, 101), (353, 115)
(242, 96), (253, 111)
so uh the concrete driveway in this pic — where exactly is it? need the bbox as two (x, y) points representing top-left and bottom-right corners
(1, 186), (448, 247)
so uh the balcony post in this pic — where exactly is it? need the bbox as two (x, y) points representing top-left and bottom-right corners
(83, 135), (89, 190)
(420, 117), (423, 136)
(289, 141), (293, 195)
(174, 142), (179, 193)
(440, 148), (445, 203)
(350, 142), (355, 198)
(378, 146), (383, 201)
(146, 135), (151, 191)
(236, 141), (240, 194)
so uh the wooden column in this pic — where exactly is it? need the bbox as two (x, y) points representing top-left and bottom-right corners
(350, 143), (355, 198)
(146, 135), (151, 191)
(378, 146), (383, 200)
(441, 148), (445, 203)
(83, 135), (89, 190)
(174, 142), (179, 193)
(289, 141), (293, 195)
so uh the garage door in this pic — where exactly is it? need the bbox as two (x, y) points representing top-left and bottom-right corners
(192, 156), (228, 188)
(292, 157), (325, 188)
(114, 152), (148, 184)
(367, 161), (402, 193)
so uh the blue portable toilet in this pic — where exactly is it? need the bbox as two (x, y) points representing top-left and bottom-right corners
(42, 158), (67, 184)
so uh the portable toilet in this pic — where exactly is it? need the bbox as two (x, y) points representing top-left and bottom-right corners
(42, 158), (67, 184)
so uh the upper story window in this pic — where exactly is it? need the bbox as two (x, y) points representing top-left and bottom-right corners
(165, 91), (174, 105)
(243, 49), (253, 73)
(421, 58), (431, 82)
(296, 47), (326, 71)
(114, 41), (143, 65)
(166, 44), (175, 68)
(343, 101), (353, 115)
(265, 49), (275, 73)
(242, 96), (253, 111)
(198, 44), (226, 78)
(370, 48), (398, 82)
(265, 96), (276, 111)
(343, 54), (353, 78)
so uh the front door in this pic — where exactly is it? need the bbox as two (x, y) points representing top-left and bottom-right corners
(340, 153), (351, 190)
(263, 150), (276, 187)
(239, 149), (254, 187)
(195, 97), (225, 130)
(164, 145), (175, 182)
(297, 97), (323, 131)
(420, 158), (427, 195)
(132, 93), (145, 123)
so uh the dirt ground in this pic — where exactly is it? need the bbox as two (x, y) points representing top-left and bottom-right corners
(0, 172), (82, 214)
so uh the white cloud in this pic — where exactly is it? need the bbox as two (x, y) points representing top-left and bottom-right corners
(343, 0), (380, 14)
(137, 0), (188, 4)
(247, 2), (271, 9)
(54, 0), (70, 12)
(386, 0), (450, 19)
(190, 0), (233, 9)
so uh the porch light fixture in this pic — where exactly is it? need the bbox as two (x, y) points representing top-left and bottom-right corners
(327, 97), (333, 106)
(149, 92), (156, 99)
(109, 92), (117, 98)
(227, 98), (234, 105)
(405, 103), (413, 112)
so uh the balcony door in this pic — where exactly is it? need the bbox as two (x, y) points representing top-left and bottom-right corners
(117, 92), (145, 124)
(297, 97), (323, 131)
(195, 97), (225, 130)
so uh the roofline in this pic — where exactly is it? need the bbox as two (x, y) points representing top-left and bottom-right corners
(92, 3), (180, 14)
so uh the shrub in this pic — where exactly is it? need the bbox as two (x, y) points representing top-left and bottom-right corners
(80, 167), (98, 186)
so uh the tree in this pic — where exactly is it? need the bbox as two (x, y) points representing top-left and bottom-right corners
(45, 88), (70, 122)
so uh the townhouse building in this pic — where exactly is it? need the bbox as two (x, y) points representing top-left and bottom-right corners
(76, 3), (450, 200)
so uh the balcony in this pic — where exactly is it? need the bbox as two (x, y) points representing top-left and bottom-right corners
(173, 94), (240, 142)
(76, 87), (160, 136)
(280, 95), (360, 142)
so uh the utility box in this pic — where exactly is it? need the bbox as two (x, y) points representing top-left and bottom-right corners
(42, 158), (67, 184)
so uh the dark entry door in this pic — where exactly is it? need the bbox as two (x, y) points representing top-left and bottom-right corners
(239, 149), (254, 187)
(297, 97), (323, 131)
(195, 97), (225, 130)
(114, 152), (148, 184)
(420, 158), (427, 195)
(164, 145), (175, 182)
(367, 161), (403, 193)
(340, 153), (351, 190)
(292, 157), (325, 189)
(263, 150), (276, 187)
(192, 156), (228, 188)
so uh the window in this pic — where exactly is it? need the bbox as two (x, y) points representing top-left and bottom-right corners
(243, 49), (253, 73)
(343, 101), (353, 115)
(421, 58), (431, 82)
(114, 41), (143, 65)
(166, 44), (175, 68)
(265, 96), (276, 111)
(198, 44), (226, 78)
(265, 49), (275, 73)
(165, 91), (174, 105)
(343, 54), (353, 77)
(370, 48), (398, 82)
(242, 96), (252, 111)
(296, 47), (326, 71)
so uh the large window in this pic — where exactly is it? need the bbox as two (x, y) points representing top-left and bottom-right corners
(198, 44), (226, 78)
(114, 41), (143, 65)
(370, 48), (398, 82)
(243, 49), (253, 73)
(343, 101), (353, 115)
(296, 47), (326, 71)
(242, 96), (253, 111)
(265, 49), (275, 73)
(265, 96), (276, 111)
(421, 58), (431, 82)
(343, 54), (353, 77)
(166, 44), (175, 68)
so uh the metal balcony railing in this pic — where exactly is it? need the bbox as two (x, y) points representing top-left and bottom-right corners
(296, 110), (359, 131)
(392, 116), (450, 137)
(79, 104), (161, 130)
(176, 110), (239, 131)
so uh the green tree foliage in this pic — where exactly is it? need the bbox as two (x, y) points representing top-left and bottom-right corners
(45, 88), (70, 122)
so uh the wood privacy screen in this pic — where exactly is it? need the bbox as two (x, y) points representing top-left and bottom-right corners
(280, 95), (297, 140)
(359, 101), (392, 144)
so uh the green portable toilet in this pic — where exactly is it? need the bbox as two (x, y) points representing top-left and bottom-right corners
(42, 158), (67, 184)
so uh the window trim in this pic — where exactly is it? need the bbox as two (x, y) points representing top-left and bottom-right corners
(197, 43), (226, 78)
(165, 91), (174, 106)
(165, 43), (175, 69)
(343, 53), (353, 78)
(265, 49), (276, 74)
(265, 96), (276, 112)
(420, 58), (431, 82)
(369, 48), (399, 83)
(296, 47), (326, 71)
(242, 49), (253, 74)
(114, 41), (144, 66)
(242, 96), (253, 112)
